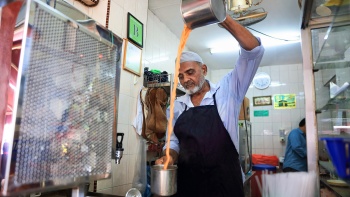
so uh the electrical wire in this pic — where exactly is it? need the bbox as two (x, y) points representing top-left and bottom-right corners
(246, 26), (300, 42)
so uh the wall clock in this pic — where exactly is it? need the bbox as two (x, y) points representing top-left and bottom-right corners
(253, 72), (271, 90)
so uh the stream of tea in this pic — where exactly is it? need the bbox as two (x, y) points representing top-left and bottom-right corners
(163, 25), (192, 170)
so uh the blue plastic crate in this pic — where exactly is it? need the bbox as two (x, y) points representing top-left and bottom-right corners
(320, 137), (350, 180)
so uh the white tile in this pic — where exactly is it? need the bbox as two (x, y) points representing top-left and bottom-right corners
(270, 65), (280, 73)
(135, 0), (148, 24)
(127, 125), (140, 155)
(117, 94), (131, 124)
(288, 64), (299, 71)
(290, 109), (301, 123)
(113, 0), (124, 7)
(288, 70), (299, 83)
(262, 115), (272, 124)
(273, 148), (285, 157)
(255, 148), (265, 154)
(96, 187), (113, 195)
(109, 2), (124, 36)
(112, 155), (129, 186)
(263, 136), (273, 149)
(129, 97), (138, 125)
(124, 0), (136, 15)
(272, 123), (283, 135)
(264, 149), (274, 156)
(271, 110), (282, 124)
(289, 84), (299, 94)
(252, 122), (264, 135)
(253, 136), (264, 148)
(97, 178), (113, 190)
(279, 71), (289, 83)
(273, 136), (282, 149)
(119, 71), (132, 95)
(127, 154), (137, 184)
(252, 148), (257, 154)
(270, 71), (280, 81)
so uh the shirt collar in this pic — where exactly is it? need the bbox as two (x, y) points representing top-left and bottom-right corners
(176, 80), (219, 104)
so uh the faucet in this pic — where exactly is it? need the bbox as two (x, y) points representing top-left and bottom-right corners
(115, 133), (124, 164)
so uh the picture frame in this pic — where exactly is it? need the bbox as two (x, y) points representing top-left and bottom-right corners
(122, 39), (142, 76)
(127, 12), (143, 48)
(253, 96), (272, 106)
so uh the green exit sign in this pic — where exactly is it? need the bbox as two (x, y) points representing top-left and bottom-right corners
(127, 13), (143, 48)
(254, 110), (269, 117)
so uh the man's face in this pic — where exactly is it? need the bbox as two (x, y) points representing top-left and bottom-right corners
(178, 61), (207, 95)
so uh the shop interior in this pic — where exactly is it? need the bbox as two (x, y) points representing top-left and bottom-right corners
(0, 0), (349, 196)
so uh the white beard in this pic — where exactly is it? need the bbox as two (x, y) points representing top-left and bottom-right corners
(185, 75), (206, 95)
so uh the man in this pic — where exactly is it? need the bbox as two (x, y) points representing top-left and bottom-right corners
(155, 14), (264, 197)
(283, 118), (307, 172)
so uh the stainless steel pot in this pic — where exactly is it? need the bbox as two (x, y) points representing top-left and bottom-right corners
(151, 165), (177, 196)
(181, 0), (227, 29)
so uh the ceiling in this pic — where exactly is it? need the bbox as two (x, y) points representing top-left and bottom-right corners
(148, 0), (304, 70)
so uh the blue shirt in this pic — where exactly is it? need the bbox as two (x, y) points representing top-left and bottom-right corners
(164, 38), (264, 153)
(283, 128), (307, 171)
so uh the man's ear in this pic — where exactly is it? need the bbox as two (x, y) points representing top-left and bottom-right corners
(201, 64), (208, 76)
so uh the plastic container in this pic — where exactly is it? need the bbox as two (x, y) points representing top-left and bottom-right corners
(320, 137), (350, 180)
(251, 164), (277, 197)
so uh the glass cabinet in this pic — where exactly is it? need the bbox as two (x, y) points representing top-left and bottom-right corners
(301, 0), (350, 195)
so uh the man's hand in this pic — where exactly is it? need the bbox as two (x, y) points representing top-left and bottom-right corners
(219, 14), (260, 51)
(155, 149), (178, 165)
(155, 155), (174, 165)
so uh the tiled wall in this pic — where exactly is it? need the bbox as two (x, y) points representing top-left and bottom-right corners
(65, 0), (186, 195)
(210, 64), (305, 158)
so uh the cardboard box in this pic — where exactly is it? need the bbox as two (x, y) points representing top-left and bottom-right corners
(239, 97), (250, 121)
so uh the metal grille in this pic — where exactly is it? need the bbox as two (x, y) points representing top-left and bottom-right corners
(14, 5), (117, 184)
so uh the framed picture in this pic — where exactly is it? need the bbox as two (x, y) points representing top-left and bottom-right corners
(253, 96), (272, 106)
(122, 39), (142, 76)
(273, 94), (296, 109)
(127, 12), (143, 48)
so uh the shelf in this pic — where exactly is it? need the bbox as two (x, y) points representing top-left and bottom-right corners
(316, 85), (350, 112)
(144, 74), (186, 97)
(314, 60), (350, 70)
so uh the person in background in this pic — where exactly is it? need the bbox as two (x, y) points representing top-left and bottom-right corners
(155, 14), (264, 197)
(283, 118), (307, 172)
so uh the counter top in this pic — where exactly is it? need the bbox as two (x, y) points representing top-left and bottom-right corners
(320, 177), (350, 197)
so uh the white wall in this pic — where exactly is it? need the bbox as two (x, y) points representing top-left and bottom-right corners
(210, 64), (305, 157)
(64, 0), (186, 195)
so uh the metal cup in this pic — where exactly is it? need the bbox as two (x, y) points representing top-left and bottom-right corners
(181, 0), (227, 29)
(151, 165), (177, 196)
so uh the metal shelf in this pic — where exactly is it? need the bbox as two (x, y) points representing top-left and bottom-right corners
(143, 73), (186, 97)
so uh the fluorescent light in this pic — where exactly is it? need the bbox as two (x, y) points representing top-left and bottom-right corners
(209, 37), (300, 54)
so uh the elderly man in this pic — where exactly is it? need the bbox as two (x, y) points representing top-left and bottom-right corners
(156, 15), (264, 197)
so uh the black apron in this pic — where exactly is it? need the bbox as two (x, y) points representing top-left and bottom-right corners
(173, 94), (243, 197)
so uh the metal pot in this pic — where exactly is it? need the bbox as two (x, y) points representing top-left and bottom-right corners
(151, 165), (177, 196)
(181, 0), (227, 29)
